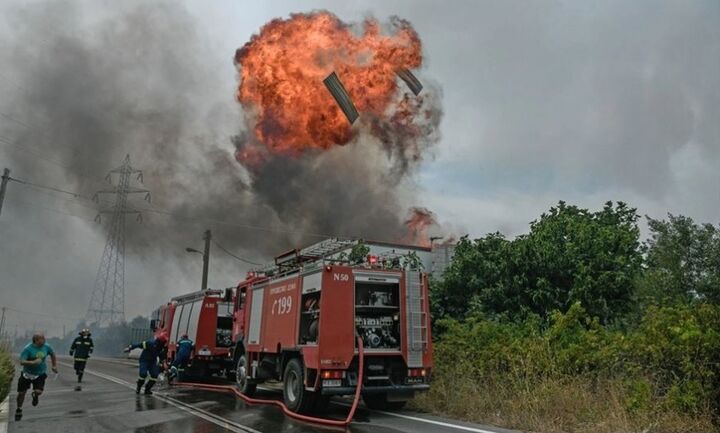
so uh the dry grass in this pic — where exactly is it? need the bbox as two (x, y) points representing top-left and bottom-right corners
(411, 373), (717, 433)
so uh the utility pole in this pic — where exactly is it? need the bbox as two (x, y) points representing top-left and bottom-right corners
(202, 229), (211, 291)
(0, 168), (10, 217)
(0, 307), (6, 339)
(186, 229), (211, 291)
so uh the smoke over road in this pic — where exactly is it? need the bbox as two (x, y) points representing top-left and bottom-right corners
(0, 3), (443, 265)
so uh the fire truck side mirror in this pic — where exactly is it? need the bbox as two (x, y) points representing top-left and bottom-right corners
(224, 288), (233, 302)
(150, 319), (157, 331)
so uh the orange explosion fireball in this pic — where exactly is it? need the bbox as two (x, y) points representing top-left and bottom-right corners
(234, 12), (423, 156)
(402, 207), (437, 247)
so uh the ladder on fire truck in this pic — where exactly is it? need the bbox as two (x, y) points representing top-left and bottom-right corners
(406, 271), (428, 368)
(258, 238), (359, 275)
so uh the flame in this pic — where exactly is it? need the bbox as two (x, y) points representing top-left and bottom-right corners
(402, 207), (437, 247)
(234, 12), (423, 156)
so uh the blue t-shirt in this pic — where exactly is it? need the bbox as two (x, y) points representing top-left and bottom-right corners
(20, 343), (54, 376)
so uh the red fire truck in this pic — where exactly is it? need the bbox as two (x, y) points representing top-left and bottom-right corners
(150, 289), (235, 376)
(229, 239), (433, 413)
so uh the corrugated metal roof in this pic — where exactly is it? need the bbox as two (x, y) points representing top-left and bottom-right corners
(323, 72), (359, 124)
(396, 68), (423, 96)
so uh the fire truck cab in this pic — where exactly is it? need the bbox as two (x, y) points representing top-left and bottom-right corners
(231, 239), (433, 413)
(151, 289), (235, 376)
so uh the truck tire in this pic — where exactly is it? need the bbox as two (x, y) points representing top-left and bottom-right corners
(235, 355), (256, 396)
(282, 358), (316, 413)
(363, 393), (407, 411)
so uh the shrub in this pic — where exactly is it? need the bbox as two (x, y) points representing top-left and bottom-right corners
(0, 342), (15, 402)
(417, 303), (720, 432)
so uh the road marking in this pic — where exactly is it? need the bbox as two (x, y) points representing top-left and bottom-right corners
(58, 355), (137, 367)
(90, 357), (138, 367)
(372, 409), (501, 433)
(58, 361), (261, 433)
(331, 400), (501, 433)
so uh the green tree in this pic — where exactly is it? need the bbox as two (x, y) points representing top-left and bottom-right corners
(513, 201), (642, 323)
(431, 232), (509, 320)
(348, 241), (370, 264)
(434, 201), (642, 323)
(641, 214), (720, 305)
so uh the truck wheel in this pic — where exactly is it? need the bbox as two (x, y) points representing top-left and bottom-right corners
(363, 394), (407, 411)
(235, 355), (256, 396)
(282, 358), (316, 413)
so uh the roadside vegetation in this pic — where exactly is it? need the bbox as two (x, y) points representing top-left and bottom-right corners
(0, 341), (14, 402)
(415, 202), (720, 433)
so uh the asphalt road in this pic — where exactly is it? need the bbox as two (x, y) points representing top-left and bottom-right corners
(7, 356), (516, 433)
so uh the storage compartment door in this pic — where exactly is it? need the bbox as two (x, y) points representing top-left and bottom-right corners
(247, 287), (265, 345)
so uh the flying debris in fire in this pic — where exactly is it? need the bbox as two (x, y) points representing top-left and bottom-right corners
(396, 68), (423, 96)
(233, 11), (428, 157)
(323, 72), (359, 125)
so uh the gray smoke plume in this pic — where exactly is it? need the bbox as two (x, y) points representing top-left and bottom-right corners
(0, 1), (443, 263)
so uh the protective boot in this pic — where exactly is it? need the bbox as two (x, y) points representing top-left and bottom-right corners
(136, 379), (144, 394)
(144, 380), (155, 395)
(168, 366), (177, 384)
(77, 372), (83, 383)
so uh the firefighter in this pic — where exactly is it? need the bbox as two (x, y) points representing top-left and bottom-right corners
(69, 328), (94, 390)
(124, 334), (167, 395)
(168, 334), (194, 383)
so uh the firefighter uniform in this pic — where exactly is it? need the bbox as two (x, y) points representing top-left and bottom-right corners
(127, 337), (166, 395)
(69, 330), (94, 384)
(169, 335), (194, 382)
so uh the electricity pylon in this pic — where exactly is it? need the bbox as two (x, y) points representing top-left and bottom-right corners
(86, 155), (150, 326)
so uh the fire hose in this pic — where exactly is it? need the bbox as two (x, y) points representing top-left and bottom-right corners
(172, 336), (365, 427)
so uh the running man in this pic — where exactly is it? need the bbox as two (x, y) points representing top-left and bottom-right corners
(69, 328), (94, 390)
(124, 334), (167, 395)
(15, 333), (58, 421)
(168, 334), (194, 383)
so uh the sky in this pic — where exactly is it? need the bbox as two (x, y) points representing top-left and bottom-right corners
(0, 0), (718, 336)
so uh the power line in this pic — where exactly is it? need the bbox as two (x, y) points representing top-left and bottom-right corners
(9, 175), (82, 198)
(212, 239), (262, 266)
(0, 134), (111, 189)
(0, 112), (35, 131)
(4, 197), (96, 222)
(0, 135), (75, 170)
